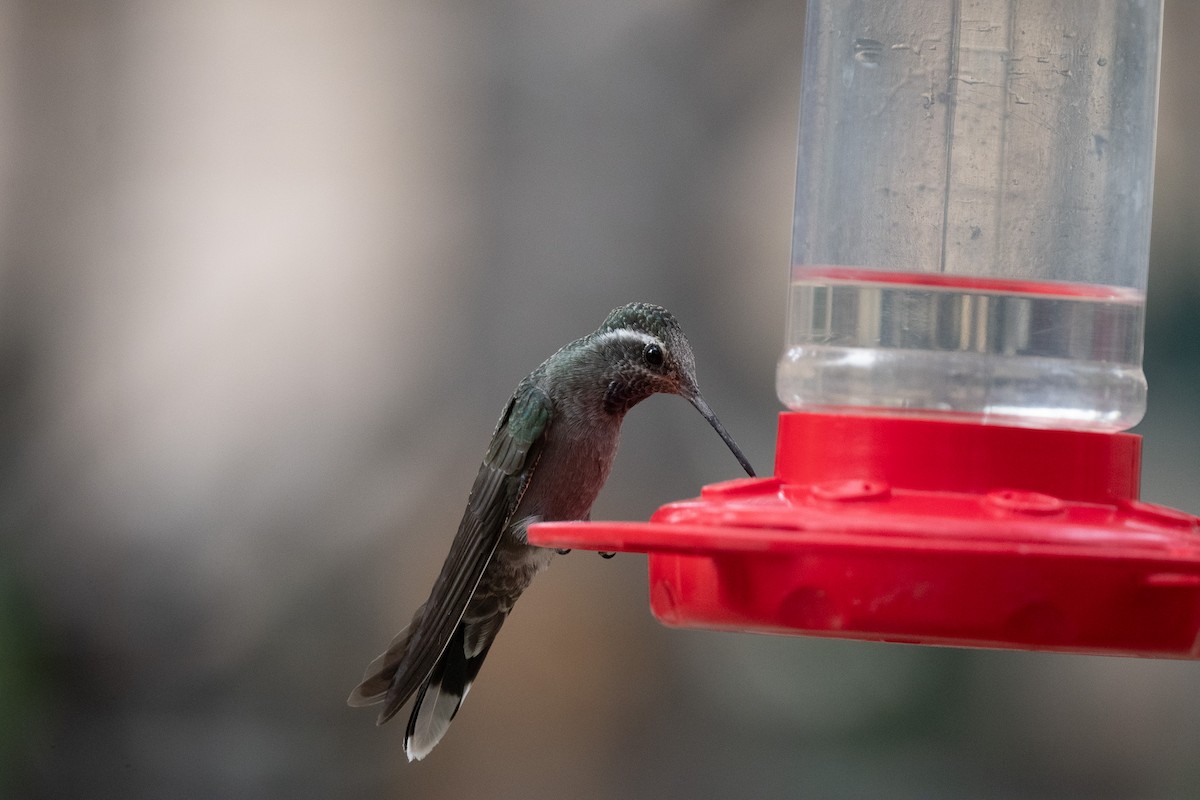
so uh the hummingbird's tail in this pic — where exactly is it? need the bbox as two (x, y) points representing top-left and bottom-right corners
(348, 612), (504, 761)
(402, 621), (497, 761)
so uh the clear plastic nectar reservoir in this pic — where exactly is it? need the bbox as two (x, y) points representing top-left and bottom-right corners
(777, 0), (1162, 431)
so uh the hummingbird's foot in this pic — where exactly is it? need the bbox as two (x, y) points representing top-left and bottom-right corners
(599, 551), (616, 559)
(555, 548), (572, 555)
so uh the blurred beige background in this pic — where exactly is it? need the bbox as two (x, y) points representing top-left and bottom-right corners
(1, 1), (1197, 798)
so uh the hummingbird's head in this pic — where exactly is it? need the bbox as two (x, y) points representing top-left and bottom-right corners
(596, 303), (698, 405)
(592, 303), (755, 477)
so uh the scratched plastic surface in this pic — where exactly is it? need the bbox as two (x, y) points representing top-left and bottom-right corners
(781, 0), (1162, 431)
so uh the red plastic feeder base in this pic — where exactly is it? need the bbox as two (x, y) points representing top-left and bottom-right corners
(528, 412), (1200, 658)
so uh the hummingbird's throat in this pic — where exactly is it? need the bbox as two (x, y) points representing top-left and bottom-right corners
(603, 378), (652, 416)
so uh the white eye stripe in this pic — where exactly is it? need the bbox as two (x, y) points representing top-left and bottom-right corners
(594, 329), (662, 351)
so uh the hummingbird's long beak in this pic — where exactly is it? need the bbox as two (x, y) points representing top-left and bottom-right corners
(687, 393), (756, 478)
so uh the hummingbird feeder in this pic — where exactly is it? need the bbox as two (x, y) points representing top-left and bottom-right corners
(530, 0), (1200, 658)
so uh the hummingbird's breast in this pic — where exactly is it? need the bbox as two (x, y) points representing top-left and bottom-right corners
(513, 401), (623, 526)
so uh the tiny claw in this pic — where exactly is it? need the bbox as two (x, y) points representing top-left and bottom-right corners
(599, 551), (616, 559)
(556, 548), (572, 555)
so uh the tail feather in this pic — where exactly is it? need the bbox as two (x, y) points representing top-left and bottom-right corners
(347, 624), (416, 709)
(403, 619), (502, 760)
(404, 681), (459, 762)
(403, 635), (467, 761)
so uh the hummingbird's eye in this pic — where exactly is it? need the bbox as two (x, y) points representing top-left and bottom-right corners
(643, 342), (664, 368)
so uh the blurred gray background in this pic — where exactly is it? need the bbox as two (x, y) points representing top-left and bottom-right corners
(1, 1), (1197, 798)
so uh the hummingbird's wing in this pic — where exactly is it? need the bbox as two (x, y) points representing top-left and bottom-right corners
(348, 380), (552, 724)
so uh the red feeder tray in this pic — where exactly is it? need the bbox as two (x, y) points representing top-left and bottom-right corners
(528, 412), (1200, 658)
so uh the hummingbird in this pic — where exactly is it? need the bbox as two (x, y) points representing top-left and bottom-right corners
(347, 302), (755, 760)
